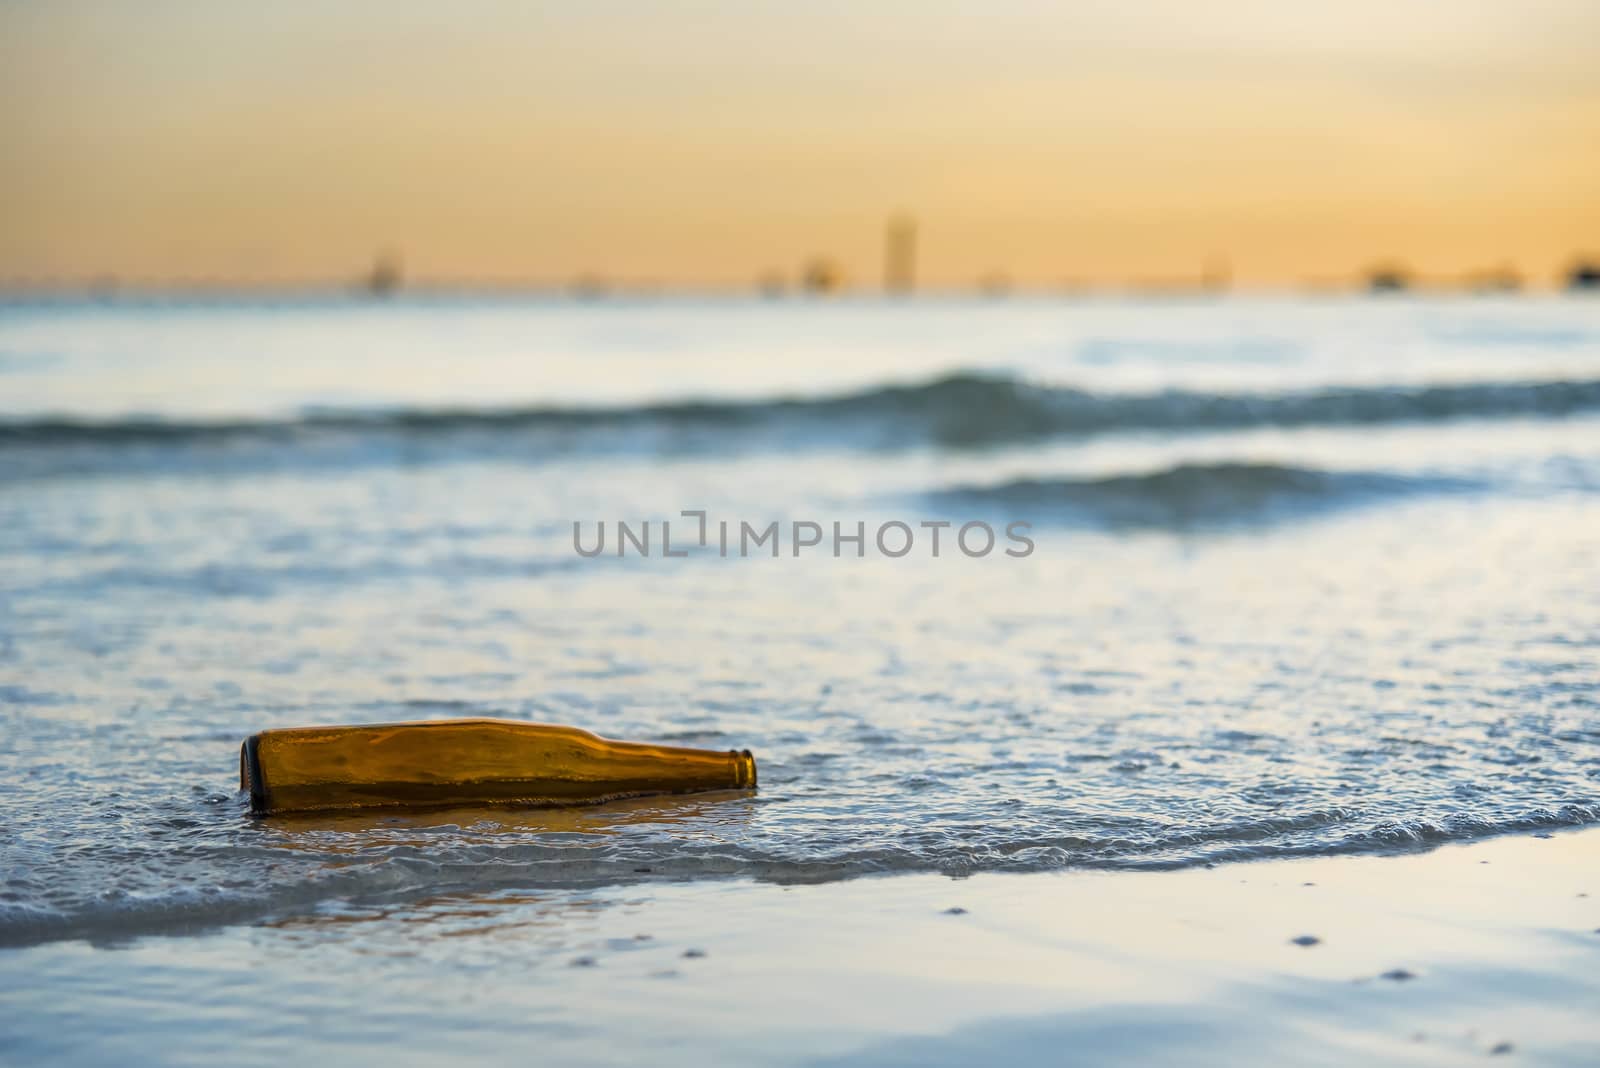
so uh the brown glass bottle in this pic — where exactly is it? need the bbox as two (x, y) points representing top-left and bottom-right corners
(240, 718), (757, 815)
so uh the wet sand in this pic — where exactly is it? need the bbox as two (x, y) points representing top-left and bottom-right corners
(2, 827), (1596, 1065)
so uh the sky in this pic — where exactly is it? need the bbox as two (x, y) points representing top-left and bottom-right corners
(3, 1), (1599, 289)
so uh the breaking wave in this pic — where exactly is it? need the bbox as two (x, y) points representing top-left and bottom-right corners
(4, 372), (1599, 479)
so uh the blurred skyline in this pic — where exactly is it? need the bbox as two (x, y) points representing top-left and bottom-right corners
(3, 1), (1599, 290)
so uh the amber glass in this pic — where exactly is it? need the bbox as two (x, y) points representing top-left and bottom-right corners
(240, 718), (757, 815)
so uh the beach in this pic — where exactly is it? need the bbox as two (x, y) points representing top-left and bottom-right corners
(8, 3), (1600, 1061)
(2, 295), (1598, 1062)
(3, 827), (1596, 1065)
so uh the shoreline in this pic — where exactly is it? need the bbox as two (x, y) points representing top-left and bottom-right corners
(3, 826), (1596, 1064)
(5, 810), (1597, 952)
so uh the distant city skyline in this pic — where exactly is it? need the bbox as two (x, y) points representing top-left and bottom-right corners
(9, 232), (1600, 298)
(3, 2), (1598, 288)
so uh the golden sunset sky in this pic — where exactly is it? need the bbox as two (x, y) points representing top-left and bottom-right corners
(3, 1), (1598, 288)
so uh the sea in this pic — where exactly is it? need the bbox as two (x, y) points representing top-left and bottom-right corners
(2, 293), (1598, 951)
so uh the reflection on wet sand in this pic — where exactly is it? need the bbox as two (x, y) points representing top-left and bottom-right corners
(257, 889), (618, 952)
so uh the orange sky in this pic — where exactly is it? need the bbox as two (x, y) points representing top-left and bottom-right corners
(3, 1), (1598, 289)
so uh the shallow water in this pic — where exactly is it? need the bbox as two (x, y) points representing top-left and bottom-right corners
(2, 295), (1598, 947)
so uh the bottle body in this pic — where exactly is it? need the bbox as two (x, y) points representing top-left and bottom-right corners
(241, 718), (757, 815)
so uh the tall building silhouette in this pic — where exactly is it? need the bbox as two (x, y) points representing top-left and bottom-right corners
(884, 213), (917, 295)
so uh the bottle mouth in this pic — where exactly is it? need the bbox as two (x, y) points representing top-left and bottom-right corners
(732, 748), (758, 789)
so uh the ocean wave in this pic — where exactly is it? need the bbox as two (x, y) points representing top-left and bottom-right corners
(4, 372), (1600, 478)
(926, 462), (1479, 526)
